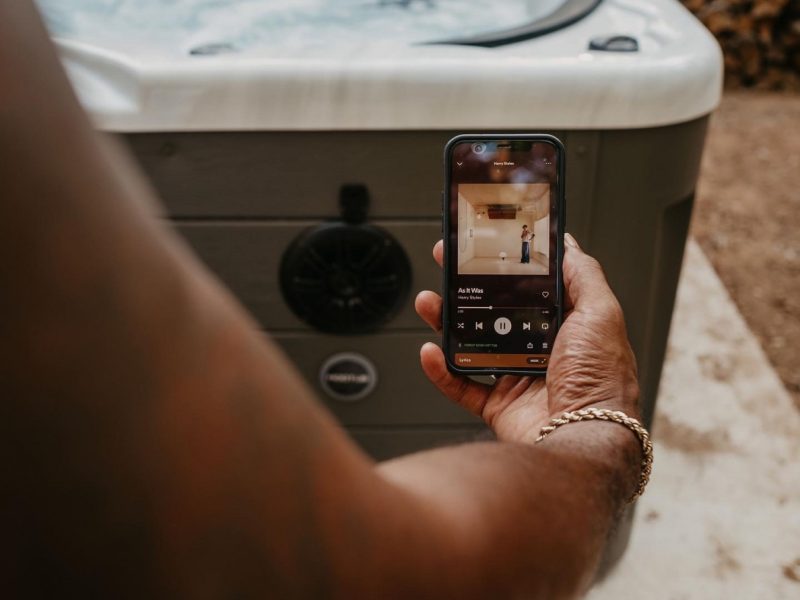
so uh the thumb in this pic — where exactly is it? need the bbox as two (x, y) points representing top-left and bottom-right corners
(562, 233), (622, 319)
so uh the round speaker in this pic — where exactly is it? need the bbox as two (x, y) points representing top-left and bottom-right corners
(280, 223), (412, 334)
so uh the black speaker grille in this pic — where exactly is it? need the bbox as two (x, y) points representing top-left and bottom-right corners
(280, 223), (412, 334)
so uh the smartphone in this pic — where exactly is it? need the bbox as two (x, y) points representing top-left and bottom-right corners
(442, 134), (565, 376)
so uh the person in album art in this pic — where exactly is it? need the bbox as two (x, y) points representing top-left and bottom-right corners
(521, 224), (534, 263)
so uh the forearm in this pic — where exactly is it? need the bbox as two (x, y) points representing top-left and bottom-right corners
(0, 8), (451, 599)
(0, 3), (374, 594)
(379, 419), (640, 599)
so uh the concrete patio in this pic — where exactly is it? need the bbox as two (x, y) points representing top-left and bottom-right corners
(589, 240), (800, 599)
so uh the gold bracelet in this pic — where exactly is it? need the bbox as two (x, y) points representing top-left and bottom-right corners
(535, 408), (653, 504)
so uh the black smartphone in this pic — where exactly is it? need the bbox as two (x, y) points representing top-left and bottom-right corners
(442, 134), (565, 376)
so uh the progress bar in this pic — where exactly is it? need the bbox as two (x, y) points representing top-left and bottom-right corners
(457, 306), (553, 310)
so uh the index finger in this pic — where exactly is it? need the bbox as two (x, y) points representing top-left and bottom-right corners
(433, 239), (443, 268)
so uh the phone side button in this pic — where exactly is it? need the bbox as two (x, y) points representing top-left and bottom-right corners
(440, 191), (444, 233)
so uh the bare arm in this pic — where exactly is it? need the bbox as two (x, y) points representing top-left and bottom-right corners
(1, 3), (640, 598)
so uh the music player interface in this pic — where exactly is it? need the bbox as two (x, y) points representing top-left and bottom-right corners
(447, 140), (560, 370)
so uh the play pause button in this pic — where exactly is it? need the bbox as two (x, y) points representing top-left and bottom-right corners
(494, 317), (512, 335)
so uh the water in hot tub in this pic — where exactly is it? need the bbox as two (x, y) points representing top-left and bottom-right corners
(35, 0), (567, 58)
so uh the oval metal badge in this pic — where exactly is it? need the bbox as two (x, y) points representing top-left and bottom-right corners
(319, 353), (378, 402)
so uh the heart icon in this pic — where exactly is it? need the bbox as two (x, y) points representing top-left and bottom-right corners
(542, 291), (550, 298)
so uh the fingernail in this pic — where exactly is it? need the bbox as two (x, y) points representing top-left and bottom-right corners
(564, 233), (580, 249)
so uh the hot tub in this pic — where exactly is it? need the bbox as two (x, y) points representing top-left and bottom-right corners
(39, 0), (721, 457)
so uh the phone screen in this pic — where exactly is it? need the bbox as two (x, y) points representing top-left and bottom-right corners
(444, 136), (563, 373)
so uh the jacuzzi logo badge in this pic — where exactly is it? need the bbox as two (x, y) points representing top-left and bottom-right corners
(319, 353), (378, 402)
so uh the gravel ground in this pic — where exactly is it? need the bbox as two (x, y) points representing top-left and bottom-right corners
(691, 91), (800, 409)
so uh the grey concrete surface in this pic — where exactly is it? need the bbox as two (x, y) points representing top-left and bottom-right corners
(588, 240), (800, 599)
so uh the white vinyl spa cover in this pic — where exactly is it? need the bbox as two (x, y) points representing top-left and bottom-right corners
(39, 0), (723, 131)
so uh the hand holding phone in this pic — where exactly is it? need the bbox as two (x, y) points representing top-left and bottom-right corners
(415, 234), (641, 443)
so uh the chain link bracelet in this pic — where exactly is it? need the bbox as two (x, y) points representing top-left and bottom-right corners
(535, 407), (653, 504)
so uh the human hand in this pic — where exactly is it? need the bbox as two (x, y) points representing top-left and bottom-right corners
(415, 233), (640, 445)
